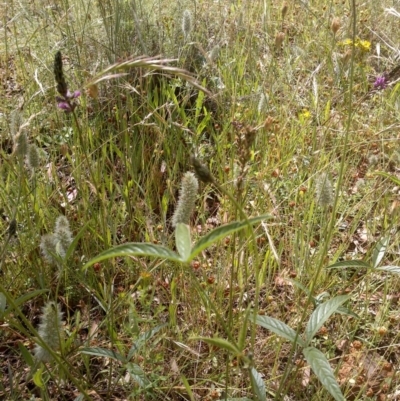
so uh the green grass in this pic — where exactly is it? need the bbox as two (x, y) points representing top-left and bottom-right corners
(1, 0), (400, 399)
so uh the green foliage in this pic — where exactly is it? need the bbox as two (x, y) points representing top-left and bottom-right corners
(251, 295), (350, 400)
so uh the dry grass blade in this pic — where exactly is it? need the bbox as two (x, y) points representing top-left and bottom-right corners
(87, 55), (213, 97)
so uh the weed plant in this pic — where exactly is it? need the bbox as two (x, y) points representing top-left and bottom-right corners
(1, 0), (400, 400)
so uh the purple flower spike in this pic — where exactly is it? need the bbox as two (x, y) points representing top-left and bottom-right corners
(374, 75), (387, 90)
(56, 90), (81, 113)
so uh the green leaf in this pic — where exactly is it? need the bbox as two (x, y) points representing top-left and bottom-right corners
(126, 363), (151, 388)
(1, 289), (49, 318)
(249, 367), (267, 401)
(0, 292), (6, 313)
(303, 347), (344, 401)
(80, 347), (126, 363)
(253, 315), (305, 347)
(305, 295), (350, 344)
(190, 215), (273, 261)
(372, 237), (390, 269)
(127, 323), (167, 360)
(326, 260), (370, 269)
(175, 223), (191, 261)
(191, 337), (240, 355)
(376, 265), (400, 274)
(82, 243), (183, 270)
(373, 171), (400, 186)
(18, 342), (34, 367)
(181, 375), (196, 401)
(33, 366), (45, 389)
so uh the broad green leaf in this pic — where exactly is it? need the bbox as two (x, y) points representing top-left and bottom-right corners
(175, 223), (191, 261)
(0, 292), (6, 313)
(126, 362), (151, 388)
(190, 215), (273, 261)
(253, 315), (305, 347)
(376, 265), (400, 274)
(305, 295), (349, 344)
(303, 347), (344, 401)
(82, 243), (183, 270)
(326, 260), (370, 269)
(127, 323), (167, 360)
(372, 236), (389, 269)
(249, 367), (267, 401)
(80, 347), (126, 363)
(337, 306), (359, 319)
(191, 337), (240, 355)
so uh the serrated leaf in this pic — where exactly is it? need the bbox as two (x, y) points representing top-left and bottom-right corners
(80, 347), (126, 363)
(305, 295), (349, 344)
(303, 347), (344, 401)
(190, 215), (273, 261)
(372, 236), (389, 269)
(249, 367), (267, 401)
(82, 243), (183, 270)
(175, 223), (191, 261)
(127, 323), (167, 360)
(376, 265), (400, 274)
(326, 260), (370, 269)
(253, 315), (305, 347)
(126, 362), (151, 388)
(0, 293), (6, 313)
(191, 337), (240, 355)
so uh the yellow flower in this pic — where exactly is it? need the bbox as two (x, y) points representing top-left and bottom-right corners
(339, 38), (371, 52)
(299, 109), (311, 120)
(357, 39), (371, 52)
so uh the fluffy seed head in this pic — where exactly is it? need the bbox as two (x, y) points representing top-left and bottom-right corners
(331, 17), (340, 35)
(275, 32), (285, 48)
(54, 216), (73, 258)
(281, 2), (288, 19)
(27, 144), (40, 170)
(182, 10), (192, 39)
(34, 302), (63, 362)
(172, 172), (199, 227)
(315, 173), (334, 207)
(40, 234), (58, 264)
(10, 110), (23, 137)
(13, 130), (29, 159)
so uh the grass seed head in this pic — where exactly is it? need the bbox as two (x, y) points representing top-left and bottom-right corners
(315, 172), (334, 207)
(13, 130), (28, 159)
(281, 2), (288, 19)
(34, 302), (64, 362)
(172, 172), (199, 227)
(27, 144), (40, 170)
(191, 155), (215, 184)
(331, 17), (340, 35)
(54, 51), (68, 97)
(275, 32), (285, 48)
(182, 10), (192, 39)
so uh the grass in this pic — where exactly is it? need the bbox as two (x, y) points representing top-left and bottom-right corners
(1, 0), (400, 399)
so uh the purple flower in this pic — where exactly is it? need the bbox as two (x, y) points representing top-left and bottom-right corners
(56, 90), (81, 113)
(373, 75), (387, 90)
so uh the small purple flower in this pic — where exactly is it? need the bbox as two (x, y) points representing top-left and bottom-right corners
(56, 90), (81, 113)
(374, 75), (387, 90)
